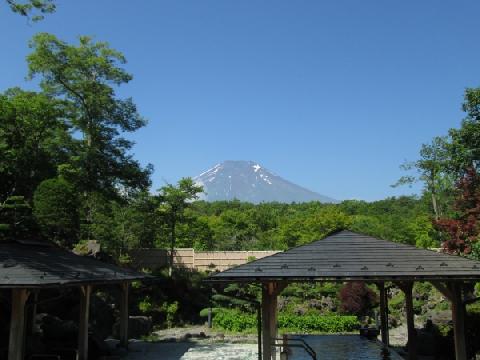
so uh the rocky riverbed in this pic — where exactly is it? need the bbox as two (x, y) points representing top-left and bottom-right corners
(110, 326), (259, 360)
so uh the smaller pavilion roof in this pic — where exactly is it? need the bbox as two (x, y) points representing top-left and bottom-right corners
(0, 240), (147, 288)
(209, 230), (480, 282)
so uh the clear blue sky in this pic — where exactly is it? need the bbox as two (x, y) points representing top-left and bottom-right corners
(1, 1), (479, 201)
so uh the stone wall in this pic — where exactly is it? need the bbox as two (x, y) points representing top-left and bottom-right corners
(129, 248), (279, 271)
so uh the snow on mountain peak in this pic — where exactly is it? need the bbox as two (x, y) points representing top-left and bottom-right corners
(194, 160), (337, 204)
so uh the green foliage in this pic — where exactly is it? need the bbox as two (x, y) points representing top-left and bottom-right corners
(27, 33), (152, 198)
(139, 296), (153, 313)
(33, 177), (79, 247)
(278, 313), (358, 333)
(212, 308), (358, 333)
(0, 88), (69, 203)
(157, 178), (203, 273)
(161, 301), (179, 328)
(6, 0), (55, 21)
(0, 195), (32, 240)
(213, 309), (258, 332)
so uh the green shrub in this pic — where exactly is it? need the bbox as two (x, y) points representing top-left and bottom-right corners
(212, 309), (358, 333)
(279, 313), (358, 333)
(139, 296), (153, 313)
(213, 309), (258, 332)
(162, 301), (179, 328)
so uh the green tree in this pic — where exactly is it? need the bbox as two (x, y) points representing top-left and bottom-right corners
(449, 88), (480, 174)
(27, 33), (152, 198)
(0, 196), (32, 239)
(157, 178), (203, 275)
(5, 0), (55, 21)
(0, 88), (70, 202)
(33, 177), (79, 247)
(393, 136), (451, 220)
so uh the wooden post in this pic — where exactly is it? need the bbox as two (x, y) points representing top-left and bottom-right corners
(8, 288), (30, 360)
(378, 283), (389, 346)
(451, 283), (467, 360)
(262, 284), (272, 360)
(78, 285), (92, 360)
(262, 282), (281, 360)
(119, 282), (129, 348)
(269, 287), (278, 360)
(31, 290), (39, 334)
(400, 282), (416, 360)
(257, 304), (262, 360)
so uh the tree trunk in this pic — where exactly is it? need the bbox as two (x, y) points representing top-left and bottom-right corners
(169, 215), (176, 277)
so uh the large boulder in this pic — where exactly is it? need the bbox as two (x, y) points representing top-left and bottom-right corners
(113, 316), (152, 339)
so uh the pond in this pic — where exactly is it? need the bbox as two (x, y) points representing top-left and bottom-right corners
(121, 335), (402, 360)
(289, 335), (403, 360)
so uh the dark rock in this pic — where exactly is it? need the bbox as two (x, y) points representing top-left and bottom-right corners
(113, 316), (152, 339)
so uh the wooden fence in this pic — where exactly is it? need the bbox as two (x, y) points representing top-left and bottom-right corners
(129, 248), (280, 272)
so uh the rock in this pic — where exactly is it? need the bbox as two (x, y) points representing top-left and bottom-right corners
(416, 330), (437, 355)
(113, 316), (152, 339)
(40, 314), (78, 345)
(429, 310), (452, 326)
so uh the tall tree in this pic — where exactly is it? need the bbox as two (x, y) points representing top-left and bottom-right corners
(393, 136), (452, 219)
(27, 33), (153, 199)
(436, 167), (480, 255)
(158, 178), (203, 275)
(0, 87), (69, 202)
(448, 88), (480, 174)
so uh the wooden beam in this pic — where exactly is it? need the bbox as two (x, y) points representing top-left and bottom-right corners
(450, 283), (467, 360)
(377, 282), (389, 346)
(8, 289), (30, 360)
(119, 282), (129, 348)
(78, 285), (92, 360)
(399, 282), (417, 360)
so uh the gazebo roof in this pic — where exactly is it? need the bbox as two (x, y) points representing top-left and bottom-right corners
(209, 230), (480, 282)
(0, 240), (146, 288)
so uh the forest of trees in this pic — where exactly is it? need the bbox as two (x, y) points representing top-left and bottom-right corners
(2, 0), (480, 264)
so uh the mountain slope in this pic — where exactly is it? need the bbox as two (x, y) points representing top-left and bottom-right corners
(193, 160), (336, 204)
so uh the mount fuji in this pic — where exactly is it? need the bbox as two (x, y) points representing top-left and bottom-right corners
(193, 160), (337, 204)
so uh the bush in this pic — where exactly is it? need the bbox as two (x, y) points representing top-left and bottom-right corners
(212, 309), (358, 333)
(213, 309), (258, 332)
(338, 282), (377, 316)
(279, 313), (358, 333)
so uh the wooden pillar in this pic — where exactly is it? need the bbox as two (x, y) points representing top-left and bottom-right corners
(78, 285), (92, 360)
(119, 282), (129, 348)
(269, 289), (278, 360)
(378, 283), (389, 346)
(262, 283), (280, 360)
(451, 283), (467, 360)
(31, 290), (39, 334)
(400, 282), (416, 360)
(262, 284), (273, 360)
(8, 289), (30, 360)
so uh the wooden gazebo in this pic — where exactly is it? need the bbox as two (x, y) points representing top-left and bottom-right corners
(0, 239), (147, 360)
(209, 230), (480, 360)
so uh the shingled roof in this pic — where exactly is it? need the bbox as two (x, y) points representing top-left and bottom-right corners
(209, 230), (480, 282)
(0, 240), (146, 288)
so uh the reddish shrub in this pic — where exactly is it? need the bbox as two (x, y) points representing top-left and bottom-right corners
(338, 281), (378, 316)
